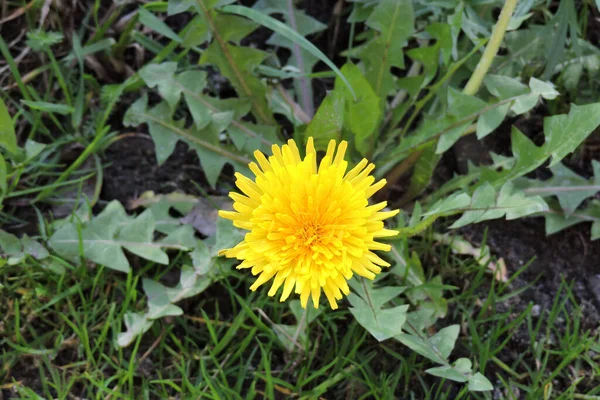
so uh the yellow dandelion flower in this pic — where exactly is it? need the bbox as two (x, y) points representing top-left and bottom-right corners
(218, 137), (399, 309)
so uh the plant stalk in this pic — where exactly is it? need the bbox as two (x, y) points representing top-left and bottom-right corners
(286, 0), (314, 118)
(463, 0), (519, 95)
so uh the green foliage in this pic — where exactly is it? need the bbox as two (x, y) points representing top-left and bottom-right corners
(273, 300), (321, 352)
(129, 60), (280, 187)
(0, 98), (18, 155)
(49, 201), (173, 273)
(252, 0), (327, 115)
(25, 30), (64, 51)
(224, 4), (355, 102)
(167, 1), (275, 124)
(5, 0), (600, 396)
(138, 7), (183, 43)
(304, 91), (344, 149)
(358, 0), (414, 98)
(347, 278), (408, 341)
(395, 326), (492, 389)
(336, 63), (381, 156)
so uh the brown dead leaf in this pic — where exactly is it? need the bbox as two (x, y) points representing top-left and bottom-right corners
(180, 196), (233, 236)
(129, 191), (233, 236)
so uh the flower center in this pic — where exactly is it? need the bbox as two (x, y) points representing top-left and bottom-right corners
(298, 223), (322, 246)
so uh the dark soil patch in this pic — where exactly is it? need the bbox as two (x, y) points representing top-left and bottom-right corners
(464, 218), (600, 327)
(101, 135), (228, 204)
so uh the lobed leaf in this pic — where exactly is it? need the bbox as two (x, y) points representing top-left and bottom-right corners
(347, 278), (408, 342)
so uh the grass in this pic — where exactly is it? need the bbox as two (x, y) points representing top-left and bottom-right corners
(1, 230), (599, 399)
(1, 1), (600, 399)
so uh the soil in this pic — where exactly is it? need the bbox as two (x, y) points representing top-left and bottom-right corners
(101, 136), (219, 204)
(464, 218), (600, 327)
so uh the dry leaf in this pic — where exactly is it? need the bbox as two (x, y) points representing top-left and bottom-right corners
(180, 196), (233, 236)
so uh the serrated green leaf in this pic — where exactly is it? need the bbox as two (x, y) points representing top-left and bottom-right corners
(484, 75), (529, 99)
(221, 4), (355, 102)
(191, 240), (212, 275)
(26, 30), (64, 51)
(117, 209), (169, 265)
(213, 13), (259, 44)
(516, 161), (600, 215)
(213, 217), (245, 257)
(529, 77), (559, 99)
(0, 230), (22, 255)
(437, 88), (487, 153)
(363, 0), (414, 97)
(139, 62), (183, 110)
(228, 121), (278, 154)
(404, 146), (442, 200)
(123, 96), (252, 188)
(468, 372), (493, 391)
(167, 0), (196, 15)
(181, 15), (212, 47)
(406, 46), (439, 88)
(395, 332), (446, 364)
(200, 41), (273, 124)
(450, 182), (548, 229)
(430, 325), (459, 359)
(177, 70), (210, 128)
(117, 312), (154, 348)
(49, 201), (173, 272)
(544, 211), (582, 235)
(161, 225), (196, 249)
(147, 200), (183, 235)
(0, 98), (18, 155)
(147, 102), (182, 165)
(304, 91), (344, 151)
(542, 200), (600, 238)
(482, 127), (548, 188)
(426, 23), (452, 65)
(477, 103), (510, 139)
(21, 235), (49, 260)
(289, 299), (321, 325)
(336, 63), (381, 156)
(425, 365), (469, 382)
(544, 102), (600, 167)
(425, 357), (473, 383)
(167, 265), (212, 303)
(347, 279), (408, 341)
(123, 95), (148, 127)
(144, 278), (184, 319)
(425, 192), (471, 216)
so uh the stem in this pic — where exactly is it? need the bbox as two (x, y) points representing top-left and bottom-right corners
(291, 306), (308, 351)
(276, 84), (311, 125)
(463, 0), (519, 96)
(398, 41), (485, 137)
(286, 0), (314, 117)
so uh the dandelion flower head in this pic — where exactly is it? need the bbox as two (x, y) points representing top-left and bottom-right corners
(218, 137), (399, 309)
